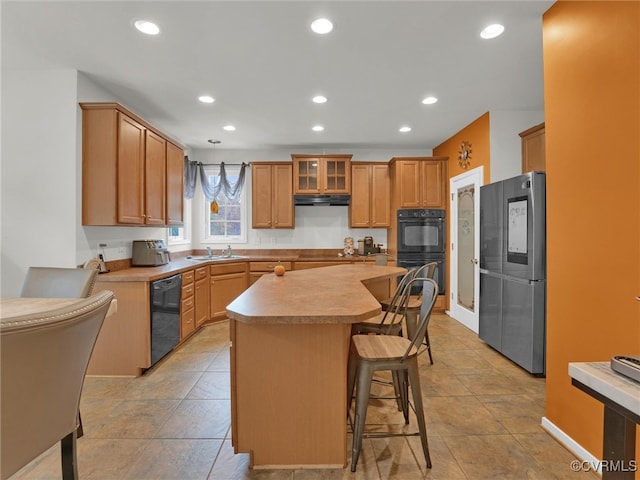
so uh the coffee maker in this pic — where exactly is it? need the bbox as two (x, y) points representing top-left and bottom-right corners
(358, 236), (380, 255)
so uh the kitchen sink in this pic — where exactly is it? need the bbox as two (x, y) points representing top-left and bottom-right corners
(185, 255), (248, 261)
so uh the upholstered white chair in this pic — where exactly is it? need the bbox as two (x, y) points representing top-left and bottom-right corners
(1, 291), (114, 480)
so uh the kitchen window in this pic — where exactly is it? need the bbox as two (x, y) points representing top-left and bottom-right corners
(167, 199), (191, 245)
(203, 165), (247, 243)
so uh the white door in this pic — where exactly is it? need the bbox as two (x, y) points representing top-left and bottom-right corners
(449, 167), (483, 333)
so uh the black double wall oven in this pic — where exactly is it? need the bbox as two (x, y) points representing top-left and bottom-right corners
(397, 209), (446, 294)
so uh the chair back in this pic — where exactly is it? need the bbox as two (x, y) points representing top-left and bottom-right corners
(415, 262), (437, 280)
(378, 267), (417, 329)
(20, 267), (98, 298)
(401, 278), (438, 361)
(0, 291), (114, 480)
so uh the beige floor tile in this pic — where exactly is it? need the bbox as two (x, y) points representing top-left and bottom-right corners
(82, 376), (135, 399)
(124, 439), (222, 480)
(160, 351), (219, 372)
(187, 371), (231, 399)
(208, 440), (295, 480)
(442, 434), (540, 479)
(155, 399), (231, 439)
(422, 396), (508, 436)
(456, 369), (530, 395)
(208, 349), (231, 371)
(87, 399), (180, 439)
(476, 393), (545, 434)
(125, 369), (203, 400)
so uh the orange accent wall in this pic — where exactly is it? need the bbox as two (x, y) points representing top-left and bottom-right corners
(434, 112), (491, 310)
(543, 0), (640, 463)
(434, 112), (491, 185)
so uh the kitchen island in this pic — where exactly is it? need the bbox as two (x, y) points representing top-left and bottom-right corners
(226, 263), (405, 469)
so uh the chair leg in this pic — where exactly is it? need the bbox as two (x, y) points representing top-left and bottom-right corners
(391, 370), (403, 411)
(346, 346), (358, 414)
(76, 410), (84, 438)
(424, 330), (433, 365)
(398, 369), (410, 424)
(351, 361), (374, 472)
(407, 359), (432, 469)
(61, 430), (79, 480)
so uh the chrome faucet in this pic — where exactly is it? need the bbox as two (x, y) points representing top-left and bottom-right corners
(222, 245), (232, 258)
(206, 246), (214, 258)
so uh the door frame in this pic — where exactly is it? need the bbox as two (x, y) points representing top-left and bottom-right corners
(449, 166), (483, 333)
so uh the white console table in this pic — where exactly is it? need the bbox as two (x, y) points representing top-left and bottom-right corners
(569, 362), (640, 480)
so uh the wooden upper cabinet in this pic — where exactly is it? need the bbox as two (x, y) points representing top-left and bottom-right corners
(81, 102), (185, 226)
(520, 122), (545, 173)
(390, 157), (448, 210)
(144, 130), (167, 225)
(350, 163), (390, 228)
(116, 113), (146, 224)
(166, 142), (184, 225)
(292, 154), (352, 194)
(251, 162), (294, 228)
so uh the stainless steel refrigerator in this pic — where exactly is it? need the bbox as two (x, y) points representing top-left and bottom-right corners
(479, 172), (546, 374)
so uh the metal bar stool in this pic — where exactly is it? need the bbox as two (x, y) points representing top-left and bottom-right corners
(347, 278), (438, 472)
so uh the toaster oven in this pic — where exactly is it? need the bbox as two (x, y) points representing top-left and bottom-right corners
(131, 240), (171, 266)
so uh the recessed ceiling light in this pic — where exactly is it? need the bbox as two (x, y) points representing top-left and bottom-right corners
(134, 20), (160, 35)
(198, 95), (215, 104)
(312, 95), (328, 104)
(223, 125), (236, 132)
(311, 18), (333, 34)
(312, 125), (324, 132)
(399, 126), (412, 133)
(422, 96), (438, 105)
(480, 24), (505, 39)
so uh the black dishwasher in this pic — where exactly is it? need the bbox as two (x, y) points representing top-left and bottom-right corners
(150, 274), (182, 366)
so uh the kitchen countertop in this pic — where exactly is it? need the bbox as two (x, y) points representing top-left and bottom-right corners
(96, 252), (380, 282)
(226, 263), (406, 324)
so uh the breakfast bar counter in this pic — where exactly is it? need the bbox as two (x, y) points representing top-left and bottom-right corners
(226, 264), (405, 469)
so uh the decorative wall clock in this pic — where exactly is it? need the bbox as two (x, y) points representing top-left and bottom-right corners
(458, 141), (472, 169)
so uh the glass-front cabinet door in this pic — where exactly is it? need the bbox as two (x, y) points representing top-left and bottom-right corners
(294, 157), (321, 193)
(292, 154), (352, 195)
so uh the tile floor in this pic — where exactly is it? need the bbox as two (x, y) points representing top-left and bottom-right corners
(10, 314), (599, 480)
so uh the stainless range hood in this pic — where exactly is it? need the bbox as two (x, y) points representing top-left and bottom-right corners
(293, 194), (351, 206)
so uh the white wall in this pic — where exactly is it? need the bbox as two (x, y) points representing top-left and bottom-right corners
(489, 109), (544, 182)
(1, 69), (79, 297)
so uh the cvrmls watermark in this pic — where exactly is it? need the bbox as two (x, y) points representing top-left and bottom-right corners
(570, 459), (638, 473)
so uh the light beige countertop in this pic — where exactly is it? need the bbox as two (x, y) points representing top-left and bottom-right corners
(226, 263), (405, 324)
(95, 252), (379, 282)
(569, 361), (640, 417)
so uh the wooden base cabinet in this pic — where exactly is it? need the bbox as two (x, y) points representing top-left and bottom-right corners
(210, 263), (248, 320)
(350, 162), (390, 228)
(194, 266), (210, 328)
(180, 270), (196, 340)
(88, 281), (151, 376)
(80, 102), (184, 226)
(249, 261), (292, 286)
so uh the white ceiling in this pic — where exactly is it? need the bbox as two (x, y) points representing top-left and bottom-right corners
(2, 1), (553, 152)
